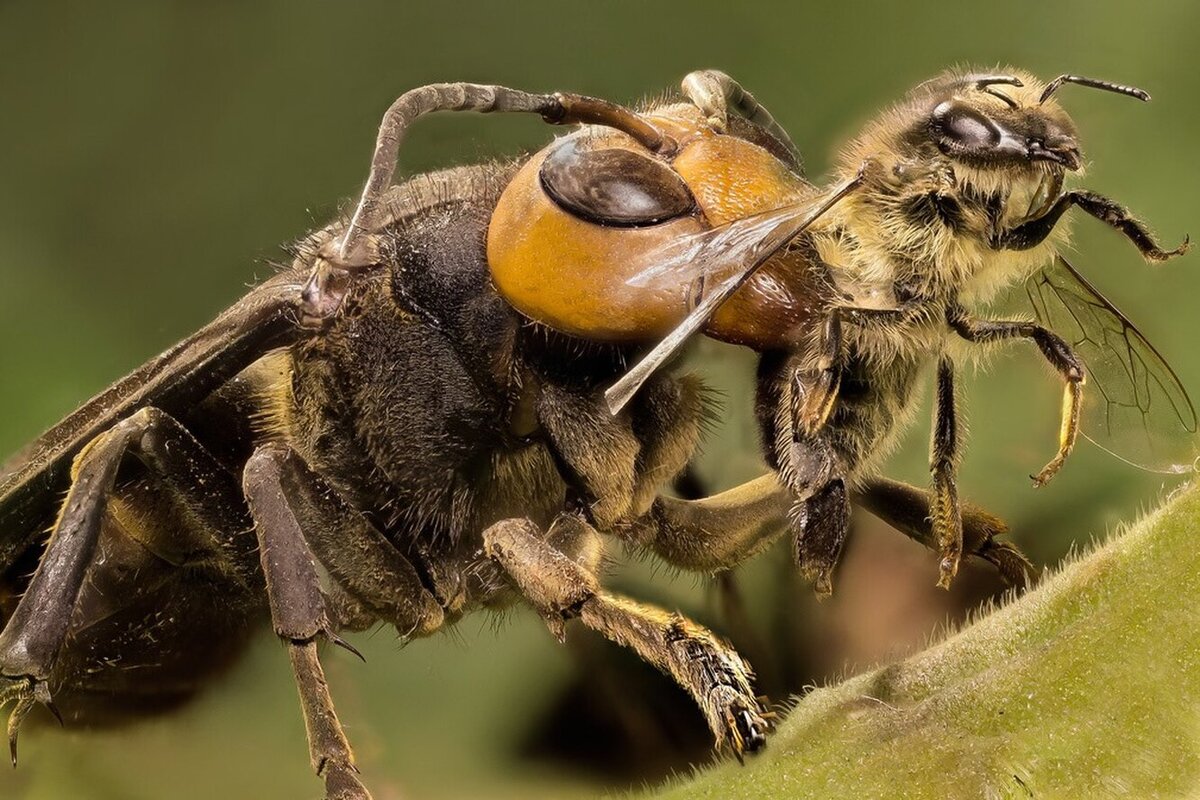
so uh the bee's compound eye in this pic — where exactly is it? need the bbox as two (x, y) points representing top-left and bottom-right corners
(931, 100), (1001, 151)
(540, 138), (695, 227)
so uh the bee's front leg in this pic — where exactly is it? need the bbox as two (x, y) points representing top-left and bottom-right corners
(790, 312), (843, 437)
(778, 358), (851, 598)
(931, 357), (965, 589)
(992, 189), (1189, 262)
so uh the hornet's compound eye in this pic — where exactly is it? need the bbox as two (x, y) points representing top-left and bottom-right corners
(540, 138), (695, 227)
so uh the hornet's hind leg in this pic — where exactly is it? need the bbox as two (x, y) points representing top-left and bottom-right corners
(853, 477), (1036, 588)
(0, 407), (254, 762)
(484, 514), (770, 758)
(630, 471), (1033, 590)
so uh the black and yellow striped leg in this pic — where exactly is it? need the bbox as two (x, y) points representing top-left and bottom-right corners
(931, 358), (964, 589)
(948, 309), (1084, 487)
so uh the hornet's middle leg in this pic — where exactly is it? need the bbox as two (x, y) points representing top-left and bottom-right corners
(483, 514), (770, 758)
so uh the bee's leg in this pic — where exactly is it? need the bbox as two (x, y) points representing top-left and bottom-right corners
(777, 353), (852, 598)
(948, 309), (1084, 486)
(852, 477), (1036, 588)
(993, 189), (1189, 262)
(792, 301), (928, 438)
(680, 70), (801, 167)
(930, 358), (965, 589)
(243, 443), (444, 800)
(0, 407), (249, 763)
(790, 311), (843, 437)
(789, 477), (851, 598)
(483, 515), (770, 759)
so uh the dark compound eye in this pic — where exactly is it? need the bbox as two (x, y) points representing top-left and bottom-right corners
(540, 138), (695, 227)
(931, 100), (1001, 152)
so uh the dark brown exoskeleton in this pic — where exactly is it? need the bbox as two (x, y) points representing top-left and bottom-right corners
(0, 69), (1191, 799)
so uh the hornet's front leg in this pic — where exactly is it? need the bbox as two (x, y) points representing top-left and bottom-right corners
(993, 189), (1189, 262)
(949, 306), (1084, 486)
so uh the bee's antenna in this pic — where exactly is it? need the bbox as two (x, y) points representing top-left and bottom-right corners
(1039, 75), (1151, 105)
(961, 74), (1024, 109)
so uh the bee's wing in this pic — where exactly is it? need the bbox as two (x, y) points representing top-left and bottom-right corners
(1027, 255), (1198, 473)
(0, 272), (305, 565)
(624, 200), (824, 292)
(608, 172), (865, 414)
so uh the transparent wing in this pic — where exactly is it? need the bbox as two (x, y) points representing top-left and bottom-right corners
(1026, 256), (1198, 473)
(625, 197), (827, 292)
(606, 172), (865, 414)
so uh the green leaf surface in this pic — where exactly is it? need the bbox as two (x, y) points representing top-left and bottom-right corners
(643, 482), (1200, 800)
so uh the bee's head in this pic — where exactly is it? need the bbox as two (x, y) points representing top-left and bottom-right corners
(849, 69), (1149, 186)
(927, 76), (1083, 173)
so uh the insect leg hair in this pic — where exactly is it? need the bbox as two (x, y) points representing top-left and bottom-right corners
(993, 190), (1189, 262)
(483, 515), (770, 758)
(248, 445), (444, 637)
(853, 477), (1036, 588)
(0, 407), (250, 763)
(930, 358), (965, 589)
(948, 308), (1084, 486)
(680, 70), (802, 168)
(791, 310), (843, 437)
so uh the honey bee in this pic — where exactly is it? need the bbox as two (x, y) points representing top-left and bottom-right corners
(0, 68), (1190, 799)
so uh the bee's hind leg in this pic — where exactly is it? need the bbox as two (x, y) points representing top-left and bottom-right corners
(483, 514), (770, 759)
(0, 407), (250, 764)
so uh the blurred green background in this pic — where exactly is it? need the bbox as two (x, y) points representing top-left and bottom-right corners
(0, 1), (1196, 798)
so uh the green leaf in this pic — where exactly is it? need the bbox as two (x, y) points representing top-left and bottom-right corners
(644, 482), (1200, 799)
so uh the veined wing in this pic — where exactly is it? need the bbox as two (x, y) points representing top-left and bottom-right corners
(624, 196), (829, 292)
(1027, 255), (1197, 473)
(607, 171), (864, 413)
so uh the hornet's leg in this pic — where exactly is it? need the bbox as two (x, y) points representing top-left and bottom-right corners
(0, 407), (249, 763)
(930, 358), (965, 589)
(243, 443), (445, 800)
(949, 307), (1084, 486)
(852, 477), (1036, 588)
(334, 83), (672, 269)
(483, 515), (770, 758)
(623, 473), (793, 572)
(680, 69), (801, 168)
